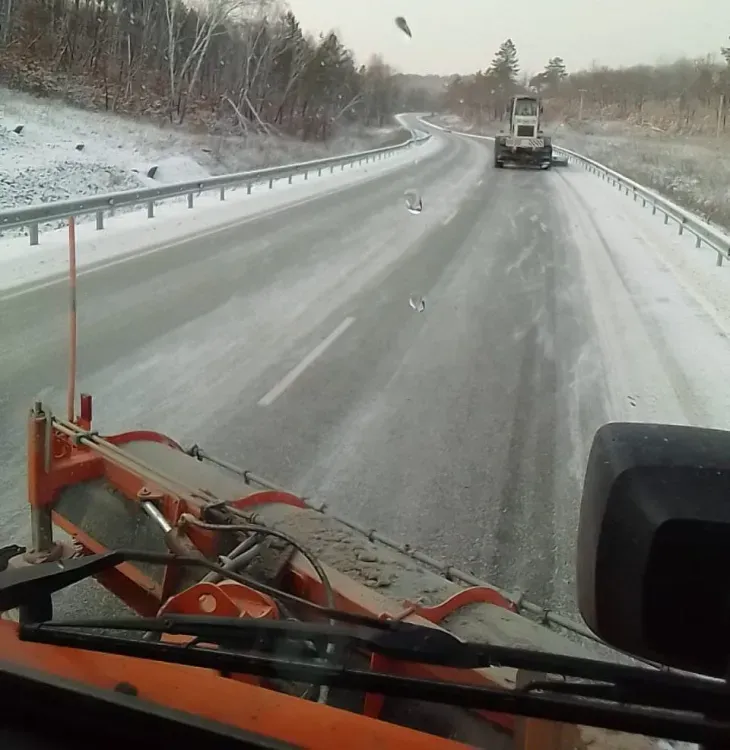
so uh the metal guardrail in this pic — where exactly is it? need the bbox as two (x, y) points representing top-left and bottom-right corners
(419, 116), (730, 267)
(0, 126), (430, 245)
(553, 146), (730, 267)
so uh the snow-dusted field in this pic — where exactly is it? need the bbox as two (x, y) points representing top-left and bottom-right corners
(0, 87), (404, 229)
(555, 119), (730, 233)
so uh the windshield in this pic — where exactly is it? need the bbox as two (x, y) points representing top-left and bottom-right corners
(514, 99), (538, 116)
(0, 3), (727, 749)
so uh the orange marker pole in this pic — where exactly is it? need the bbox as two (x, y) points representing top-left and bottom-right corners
(67, 216), (77, 422)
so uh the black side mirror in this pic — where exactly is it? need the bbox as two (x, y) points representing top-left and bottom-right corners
(577, 422), (730, 677)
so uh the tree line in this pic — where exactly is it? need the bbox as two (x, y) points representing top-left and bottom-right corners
(444, 37), (730, 135)
(0, 0), (405, 140)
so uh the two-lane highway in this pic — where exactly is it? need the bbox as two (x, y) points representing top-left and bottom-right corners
(4, 115), (728, 618)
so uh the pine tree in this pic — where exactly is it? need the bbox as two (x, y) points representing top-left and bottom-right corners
(487, 39), (520, 86)
(545, 57), (567, 81)
(531, 57), (568, 94)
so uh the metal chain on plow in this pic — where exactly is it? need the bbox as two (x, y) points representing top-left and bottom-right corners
(186, 445), (599, 644)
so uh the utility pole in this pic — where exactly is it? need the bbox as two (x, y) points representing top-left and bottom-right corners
(0, 0), (12, 46)
(717, 94), (725, 139)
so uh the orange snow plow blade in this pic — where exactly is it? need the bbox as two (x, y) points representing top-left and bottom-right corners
(1, 395), (728, 749)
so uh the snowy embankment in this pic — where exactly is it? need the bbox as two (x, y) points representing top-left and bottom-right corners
(0, 105), (440, 295)
(0, 87), (408, 235)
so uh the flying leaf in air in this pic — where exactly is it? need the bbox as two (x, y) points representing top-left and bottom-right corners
(395, 16), (412, 38)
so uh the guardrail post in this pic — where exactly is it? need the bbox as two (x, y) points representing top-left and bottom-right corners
(28, 223), (39, 246)
(269, 178), (274, 189)
(696, 236), (702, 248)
(341, 163), (345, 171)
(652, 203), (657, 215)
(304, 171), (308, 181)
(330, 165), (334, 174)
(247, 183), (252, 195)
(220, 187), (225, 201)
(717, 252), (725, 267)
(664, 213), (669, 225)
(678, 218), (686, 236)
(187, 193), (194, 209)
(147, 201), (154, 218)
(318, 167), (323, 176)
(96, 210), (104, 230)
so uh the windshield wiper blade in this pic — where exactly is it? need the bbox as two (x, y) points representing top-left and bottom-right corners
(30, 614), (720, 685)
(21, 614), (730, 715)
(27, 614), (464, 662)
(16, 625), (730, 746)
(8, 554), (730, 716)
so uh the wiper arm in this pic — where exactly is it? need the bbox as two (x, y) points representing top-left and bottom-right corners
(35, 614), (725, 684)
(17, 625), (730, 746)
(21, 613), (730, 715)
(33, 614), (464, 664)
(0, 550), (391, 629)
(7, 552), (730, 727)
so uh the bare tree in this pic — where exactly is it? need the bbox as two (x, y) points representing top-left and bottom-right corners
(1, 0), (407, 140)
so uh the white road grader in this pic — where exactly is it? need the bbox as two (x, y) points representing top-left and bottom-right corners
(493, 95), (555, 170)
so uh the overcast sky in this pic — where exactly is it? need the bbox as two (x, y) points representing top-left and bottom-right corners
(285, 0), (730, 76)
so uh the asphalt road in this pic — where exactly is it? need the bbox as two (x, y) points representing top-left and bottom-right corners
(0, 116), (609, 614)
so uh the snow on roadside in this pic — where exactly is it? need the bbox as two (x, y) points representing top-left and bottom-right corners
(554, 120), (730, 233)
(0, 131), (442, 295)
(554, 167), (730, 431)
(0, 87), (406, 231)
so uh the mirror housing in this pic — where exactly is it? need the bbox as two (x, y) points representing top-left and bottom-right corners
(577, 422), (730, 677)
